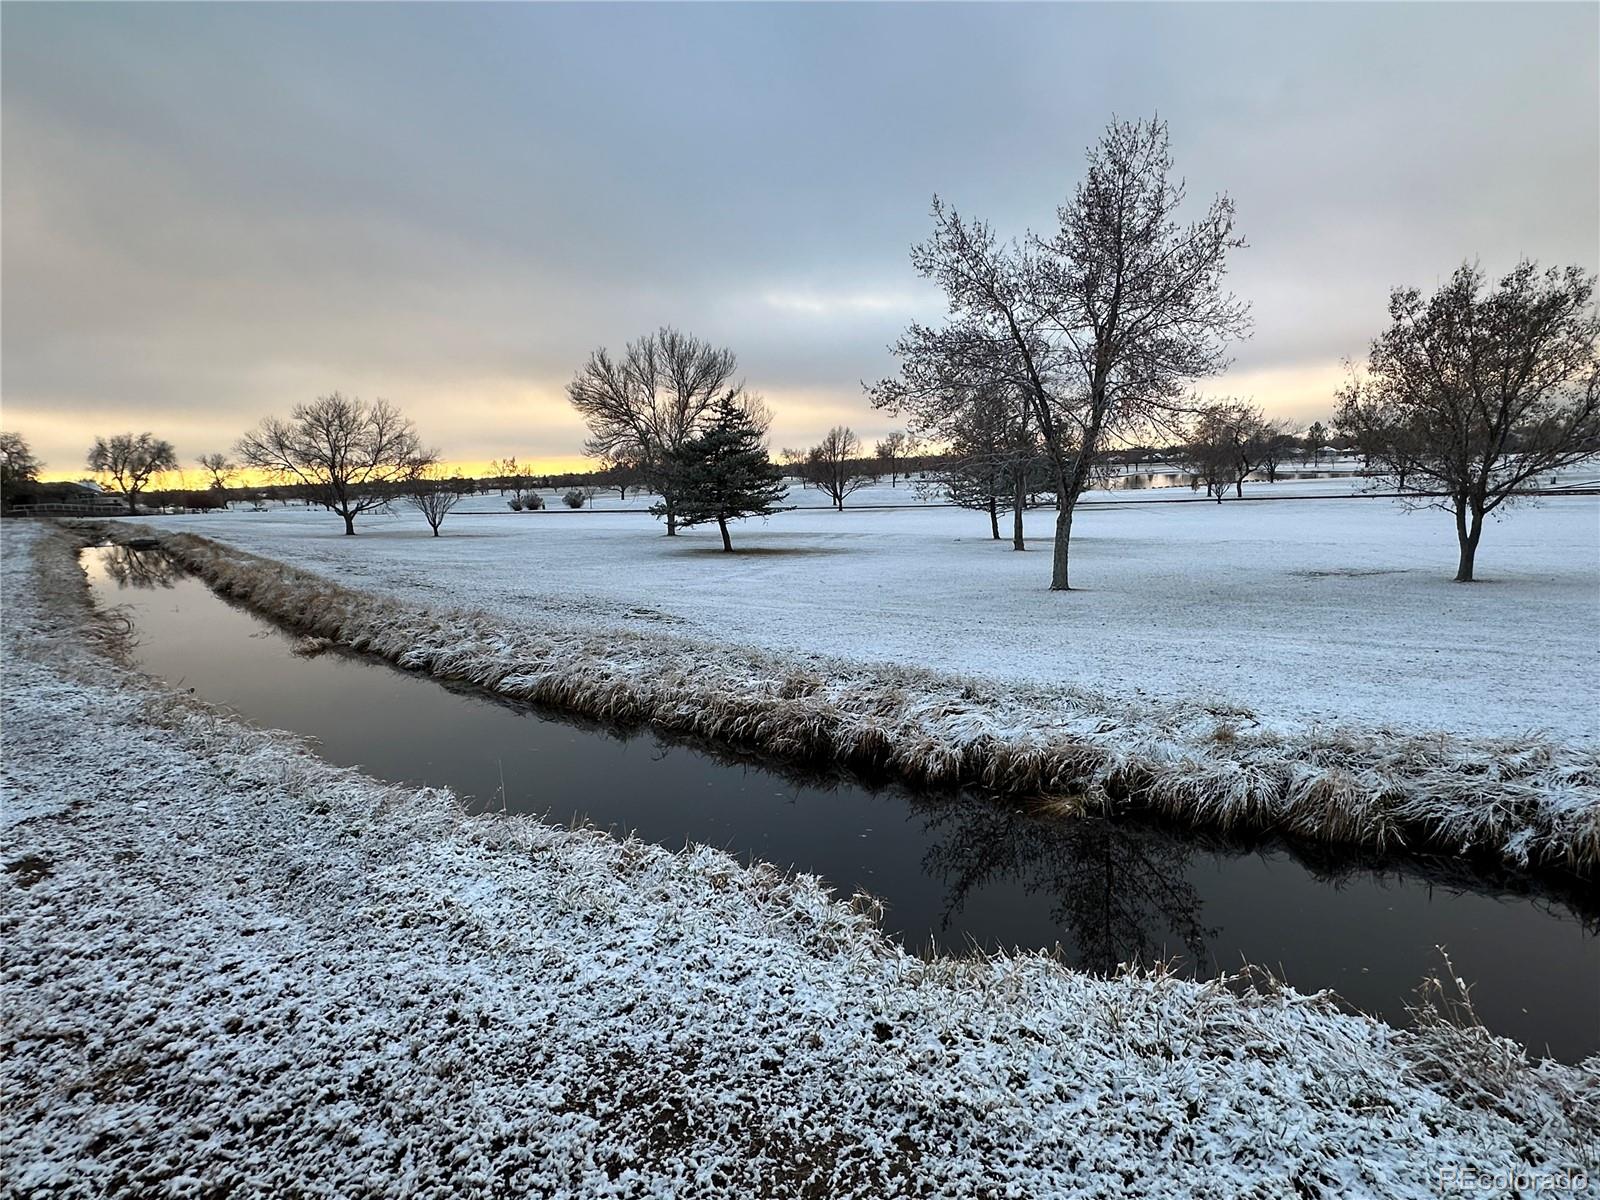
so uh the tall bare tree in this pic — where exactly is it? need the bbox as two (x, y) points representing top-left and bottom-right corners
(604, 453), (646, 500)
(931, 386), (1043, 546)
(1182, 403), (1247, 501)
(873, 116), (1248, 589)
(196, 452), (236, 495)
(566, 327), (754, 535)
(1, 432), (41, 507)
(87, 432), (178, 514)
(1181, 400), (1286, 501)
(406, 470), (464, 537)
(490, 456), (522, 496)
(236, 393), (433, 535)
(1336, 261), (1600, 582)
(1254, 418), (1300, 483)
(874, 432), (909, 486)
(802, 426), (870, 511)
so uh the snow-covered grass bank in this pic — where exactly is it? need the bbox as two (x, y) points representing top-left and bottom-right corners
(145, 521), (1600, 874)
(3, 525), (1598, 1197)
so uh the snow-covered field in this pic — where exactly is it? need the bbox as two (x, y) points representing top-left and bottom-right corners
(161, 479), (1599, 745)
(3, 522), (1596, 1197)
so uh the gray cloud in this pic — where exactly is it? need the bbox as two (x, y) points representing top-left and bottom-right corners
(4, 2), (1595, 472)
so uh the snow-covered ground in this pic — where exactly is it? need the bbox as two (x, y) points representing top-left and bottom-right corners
(3, 522), (1596, 1196)
(162, 478), (1600, 745)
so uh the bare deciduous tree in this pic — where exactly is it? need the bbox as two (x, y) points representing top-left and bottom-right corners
(874, 431), (908, 486)
(1, 431), (42, 506)
(778, 447), (811, 487)
(197, 453), (236, 495)
(236, 393), (433, 535)
(1254, 418), (1300, 483)
(934, 386), (1044, 546)
(1336, 260), (1600, 582)
(872, 116), (1249, 590)
(1181, 400), (1279, 501)
(406, 472), (464, 537)
(801, 426), (870, 510)
(87, 432), (179, 514)
(490, 456), (522, 496)
(566, 327), (755, 535)
(605, 453), (646, 500)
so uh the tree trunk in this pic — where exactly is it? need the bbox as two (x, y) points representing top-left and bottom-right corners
(1234, 476), (1244, 499)
(988, 497), (1000, 540)
(126, 493), (138, 515)
(1454, 501), (1483, 582)
(717, 515), (732, 552)
(1012, 474), (1026, 551)
(342, 511), (356, 535)
(431, 526), (440, 537)
(665, 501), (677, 536)
(1050, 502), (1074, 591)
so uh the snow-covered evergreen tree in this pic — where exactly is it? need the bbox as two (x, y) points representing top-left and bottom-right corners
(665, 393), (787, 551)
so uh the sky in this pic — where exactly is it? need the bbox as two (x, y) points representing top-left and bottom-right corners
(4, 2), (1597, 481)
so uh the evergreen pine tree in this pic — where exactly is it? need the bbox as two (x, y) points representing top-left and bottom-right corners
(667, 393), (787, 551)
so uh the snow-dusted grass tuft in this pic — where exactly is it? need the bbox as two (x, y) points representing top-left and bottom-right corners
(151, 528), (1600, 874)
(5, 521), (1598, 1196)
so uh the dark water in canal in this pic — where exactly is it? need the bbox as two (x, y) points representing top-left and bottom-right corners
(83, 544), (1599, 1061)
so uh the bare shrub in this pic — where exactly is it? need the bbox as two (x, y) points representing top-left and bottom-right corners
(406, 477), (463, 537)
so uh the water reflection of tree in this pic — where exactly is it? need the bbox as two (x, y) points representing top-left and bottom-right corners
(100, 545), (182, 590)
(918, 801), (1215, 974)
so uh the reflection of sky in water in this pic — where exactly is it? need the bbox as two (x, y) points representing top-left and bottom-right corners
(84, 546), (1600, 1061)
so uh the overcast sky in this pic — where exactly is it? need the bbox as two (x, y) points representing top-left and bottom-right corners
(4, 2), (1596, 477)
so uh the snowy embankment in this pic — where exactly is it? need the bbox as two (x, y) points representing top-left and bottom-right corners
(148, 517), (1600, 874)
(3, 526), (1597, 1197)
